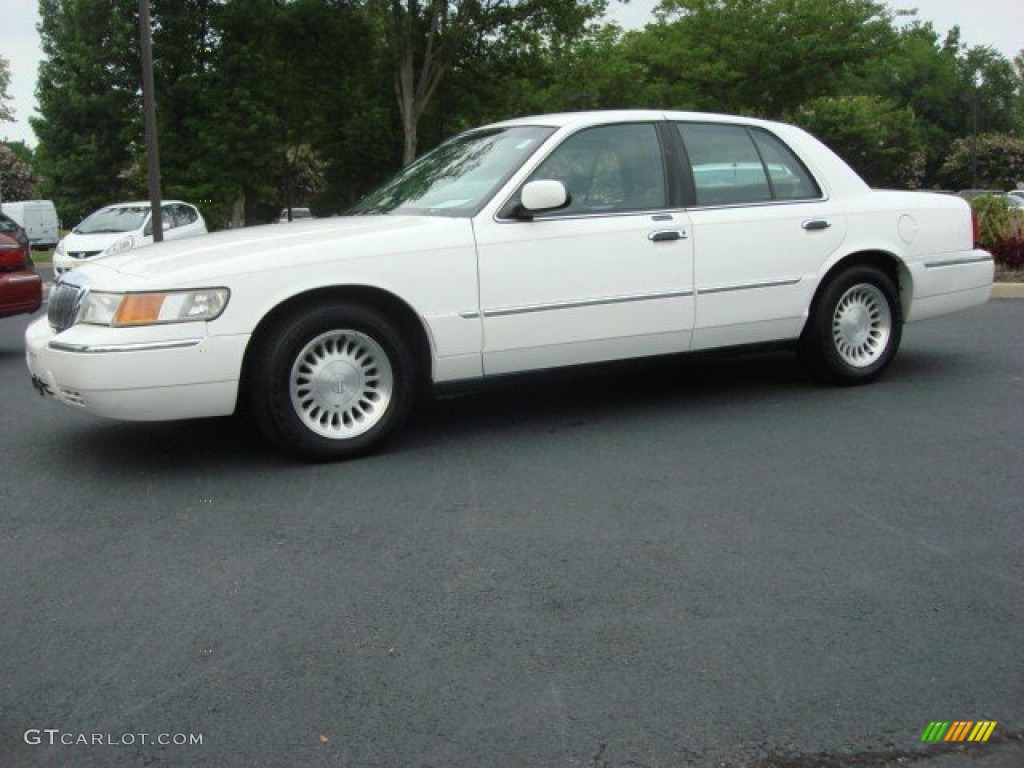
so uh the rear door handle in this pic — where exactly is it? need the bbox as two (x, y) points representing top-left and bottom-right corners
(802, 219), (831, 231)
(648, 229), (687, 242)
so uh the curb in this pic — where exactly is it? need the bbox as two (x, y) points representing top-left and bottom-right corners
(991, 283), (1024, 299)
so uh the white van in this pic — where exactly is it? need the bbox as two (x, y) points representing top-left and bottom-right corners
(0, 200), (60, 249)
(53, 200), (208, 276)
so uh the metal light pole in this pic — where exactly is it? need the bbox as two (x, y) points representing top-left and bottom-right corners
(139, 0), (163, 241)
(970, 71), (982, 190)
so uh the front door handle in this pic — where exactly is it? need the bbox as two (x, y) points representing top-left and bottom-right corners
(648, 229), (687, 242)
(802, 219), (831, 231)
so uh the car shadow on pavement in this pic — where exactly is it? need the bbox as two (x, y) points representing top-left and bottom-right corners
(401, 348), (816, 449)
(37, 346), (966, 470)
(44, 414), (285, 474)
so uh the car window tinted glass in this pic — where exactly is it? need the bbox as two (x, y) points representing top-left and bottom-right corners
(178, 205), (199, 225)
(678, 123), (773, 206)
(76, 206), (149, 234)
(523, 123), (666, 216)
(750, 129), (821, 200)
(351, 126), (555, 217)
(0, 213), (20, 234)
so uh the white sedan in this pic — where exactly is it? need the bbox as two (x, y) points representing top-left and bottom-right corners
(26, 110), (993, 460)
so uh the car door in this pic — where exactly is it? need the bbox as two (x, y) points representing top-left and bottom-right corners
(673, 122), (847, 350)
(472, 122), (695, 375)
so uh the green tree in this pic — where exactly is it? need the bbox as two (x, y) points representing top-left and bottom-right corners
(146, 0), (383, 225)
(368, 0), (605, 164)
(633, 0), (896, 115)
(0, 54), (14, 123)
(32, 0), (141, 223)
(855, 21), (1022, 186)
(792, 95), (924, 188)
(507, 24), (648, 115)
(0, 143), (36, 200)
(939, 133), (1024, 190)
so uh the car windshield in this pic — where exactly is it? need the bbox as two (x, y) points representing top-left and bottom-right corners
(351, 125), (555, 217)
(75, 206), (149, 234)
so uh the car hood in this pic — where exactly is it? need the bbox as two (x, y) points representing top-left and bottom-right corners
(83, 216), (474, 286)
(63, 230), (141, 251)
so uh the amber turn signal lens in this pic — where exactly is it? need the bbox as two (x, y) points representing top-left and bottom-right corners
(114, 293), (168, 325)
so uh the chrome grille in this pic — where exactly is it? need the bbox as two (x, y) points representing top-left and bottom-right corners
(48, 281), (86, 332)
(69, 250), (101, 260)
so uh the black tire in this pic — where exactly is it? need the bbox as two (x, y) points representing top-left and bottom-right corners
(247, 303), (417, 461)
(798, 265), (903, 385)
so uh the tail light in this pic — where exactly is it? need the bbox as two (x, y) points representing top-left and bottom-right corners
(0, 241), (30, 271)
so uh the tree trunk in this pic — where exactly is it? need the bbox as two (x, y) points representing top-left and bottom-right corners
(397, 45), (418, 165)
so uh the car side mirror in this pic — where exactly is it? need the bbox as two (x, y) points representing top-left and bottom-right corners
(515, 180), (570, 219)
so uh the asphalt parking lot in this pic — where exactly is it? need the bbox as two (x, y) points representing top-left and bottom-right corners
(1, 300), (1021, 767)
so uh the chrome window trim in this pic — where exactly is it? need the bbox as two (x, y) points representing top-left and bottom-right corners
(686, 196), (829, 211)
(494, 207), (683, 224)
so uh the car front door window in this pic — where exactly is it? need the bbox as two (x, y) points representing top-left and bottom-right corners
(523, 124), (668, 215)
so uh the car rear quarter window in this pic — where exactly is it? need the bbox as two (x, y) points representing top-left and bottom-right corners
(172, 204), (199, 226)
(750, 129), (821, 200)
(676, 123), (820, 206)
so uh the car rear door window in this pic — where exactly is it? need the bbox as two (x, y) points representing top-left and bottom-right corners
(676, 123), (820, 206)
(678, 123), (771, 206)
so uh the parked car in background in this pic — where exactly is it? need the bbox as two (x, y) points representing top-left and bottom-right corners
(53, 201), (207, 276)
(0, 200), (60, 249)
(276, 207), (314, 223)
(0, 212), (43, 319)
(999, 193), (1024, 209)
(28, 110), (993, 460)
(956, 189), (995, 201)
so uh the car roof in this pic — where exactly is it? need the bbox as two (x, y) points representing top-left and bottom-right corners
(101, 200), (193, 209)
(487, 109), (783, 131)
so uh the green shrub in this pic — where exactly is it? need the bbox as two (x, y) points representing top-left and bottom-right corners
(940, 134), (1024, 191)
(971, 194), (1024, 270)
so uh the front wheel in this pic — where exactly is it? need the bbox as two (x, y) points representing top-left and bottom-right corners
(247, 303), (417, 461)
(799, 265), (903, 385)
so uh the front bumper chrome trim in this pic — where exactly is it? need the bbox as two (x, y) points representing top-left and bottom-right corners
(48, 338), (203, 354)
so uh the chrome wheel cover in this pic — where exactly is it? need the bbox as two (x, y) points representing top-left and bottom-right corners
(831, 283), (892, 368)
(289, 330), (394, 439)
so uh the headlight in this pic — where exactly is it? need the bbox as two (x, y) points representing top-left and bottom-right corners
(102, 235), (135, 256)
(78, 288), (230, 326)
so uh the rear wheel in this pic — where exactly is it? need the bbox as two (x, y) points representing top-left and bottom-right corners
(799, 265), (902, 385)
(247, 303), (416, 461)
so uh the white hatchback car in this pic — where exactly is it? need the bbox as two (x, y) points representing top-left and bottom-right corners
(53, 200), (207, 276)
(28, 111), (993, 460)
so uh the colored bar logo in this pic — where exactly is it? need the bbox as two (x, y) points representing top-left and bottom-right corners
(921, 721), (997, 742)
